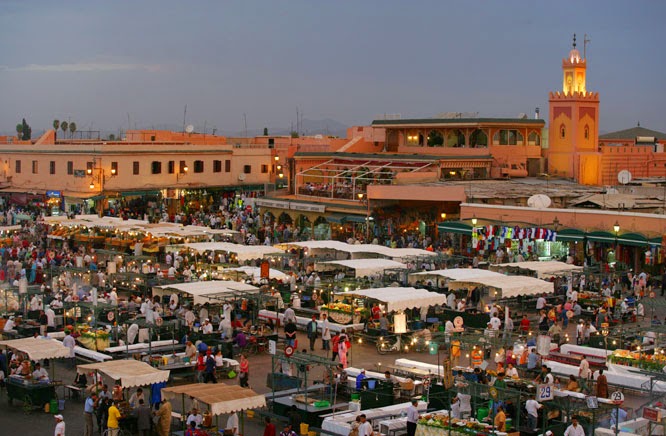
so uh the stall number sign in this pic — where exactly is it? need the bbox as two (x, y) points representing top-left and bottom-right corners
(268, 340), (277, 355)
(537, 384), (554, 401)
(610, 391), (624, 404)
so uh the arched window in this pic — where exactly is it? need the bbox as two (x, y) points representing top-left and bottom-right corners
(446, 130), (466, 147)
(528, 131), (541, 146)
(560, 124), (566, 139)
(469, 130), (488, 148)
(427, 130), (444, 147)
(406, 130), (420, 146)
(584, 125), (589, 140)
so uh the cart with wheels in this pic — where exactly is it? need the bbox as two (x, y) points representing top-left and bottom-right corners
(6, 377), (57, 413)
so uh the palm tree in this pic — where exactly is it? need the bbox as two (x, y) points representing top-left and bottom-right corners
(60, 121), (68, 139)
(69, 122), (77, 139)
(53, 119), (60, 141)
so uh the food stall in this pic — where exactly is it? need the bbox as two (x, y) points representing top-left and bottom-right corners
(315, 259), (407, 279)
(0, 337), (72, 412)
(276, 240), (438, 262)
(161, 383), (266, 433)
(490, 261), (583, 279)
(173, 241), (282, 263)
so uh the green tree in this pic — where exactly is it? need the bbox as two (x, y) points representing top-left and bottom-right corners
(19, 118), (31, 140)
(263, 127), (268, 136)
(16, 123), (23, 138)
(108, 134), (116, 141)
(53, 119), (60, 141)
(69, 122), (77, 138)
(60, 121), (68, 138)
(290, 131), (299, 138)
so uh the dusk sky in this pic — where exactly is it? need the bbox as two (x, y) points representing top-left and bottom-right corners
(1, 0), (665, 137)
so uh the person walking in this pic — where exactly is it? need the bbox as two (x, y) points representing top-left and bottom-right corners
(107, 400), (122, 436)
(579, 356), (591, 394)
(321, 313), (331, 351)
(54, 414), (66, 436)
(204, 350), (217, 384)
(83, 392), (97, 436)
(306, 315), (318, 351)
(263, 416), (276, 436)
(525, 395), (542, 430)
(285, 320), (297, 348)
(331, 332), (340, 361)
(338, 334), (349, 368)
(406, 399), (420, 436)
(155, 399), (172, 436)
(596, 369), (609, 398)
(239, 354), (249, 388)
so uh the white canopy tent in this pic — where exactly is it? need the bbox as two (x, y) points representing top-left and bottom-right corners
(337, 287), (447, 312)
(176, 242), (281, 262)
(161, 383), (266, 415)
(410, 268), (505, 282)
(276, 240), (436, 261)
(492, 261), (583, 278)
(0, 337), (72, 361)
(77, 359), (170, 388)
(218, 266), (291, 283)
(315, 259), (407, 278)
(448, 275), (554, 298)
(153, 280), (260, 305)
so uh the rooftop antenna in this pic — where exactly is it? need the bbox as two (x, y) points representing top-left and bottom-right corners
(243, 113), (248, 138)
(583, 34), (591, 59)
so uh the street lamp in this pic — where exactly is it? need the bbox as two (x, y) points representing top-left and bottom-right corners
(471, 215), (478, 226)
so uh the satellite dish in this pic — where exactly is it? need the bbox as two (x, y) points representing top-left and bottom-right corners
(527, 194), (552, 209)
(617, 170), (632, 185)
(238, 173), (246, 181)
(606, 188), (619, 195)
(185, 124), (194, 133)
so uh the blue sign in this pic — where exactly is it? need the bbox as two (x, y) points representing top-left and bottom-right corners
(46, 191), (61, 198)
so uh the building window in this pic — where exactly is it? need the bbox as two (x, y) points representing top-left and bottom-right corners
(32, 160), (38, 174)
(15, 160), (21, 174)
(67, 161), (73, 175)
(528, 131), (541, 146)
(243, 165), (251, 174)
(225, 160), (231, 172)
(50, 161), (56, 175)
(584, 125), (589, 140)
(151, 161), (162, 174)
(168, 161), (175, 174)
(193, 160), (204, 173)
(133, 161), (140, 175)
(213, 160), (222, 173)
(261, 164), (268, 173)
(111, 161), (118, 176)
(494, 129), (524, 145)
(179, 160), (188, 173)
(559, 125), (566, 139)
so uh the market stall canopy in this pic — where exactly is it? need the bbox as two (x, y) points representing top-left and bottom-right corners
(161, 383), (266, 415)
(338, 287), (447, 312)
(153, 280), (260, 305)
(176, 242), (282, 261)
(219, 266), (290, 283)
(448, 274), (554, 298)
(492, 261), (583, 278)
(276, 240), (436, 261)
(410, 268), (505, 282)
(0, 337), (71, 361)
(76, 359), (170, 388)
(316, 259), (407, 278)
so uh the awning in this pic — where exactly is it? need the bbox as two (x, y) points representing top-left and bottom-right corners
(0, 338), (72, 360)
(161, 383), (266, 415)
(77, 360), (170, 388)
(344, 215), (367, 224)
(121, 190), (160, 197)
(316, 259), (407, 278)
(555, 228), (585, 242)
(338, 287), (448, 312)
(586, 231), (652, 247)
(326, 213), (348, 224)
(437, 221), (473, 235)
(448, 275), (554, 298)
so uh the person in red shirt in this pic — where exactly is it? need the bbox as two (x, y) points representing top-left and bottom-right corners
(263, 416), (276, 436)
(371, 303), (381, 320)
(520, 315), (530, 334)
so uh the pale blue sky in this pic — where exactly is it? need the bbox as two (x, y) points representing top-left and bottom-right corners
(1, 0), (664, 136)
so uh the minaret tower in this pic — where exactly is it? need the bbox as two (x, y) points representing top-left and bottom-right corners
(547, 34), (601, 185)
